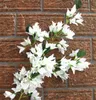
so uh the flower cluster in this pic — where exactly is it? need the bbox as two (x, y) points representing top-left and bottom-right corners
(4, 5), (90, 100)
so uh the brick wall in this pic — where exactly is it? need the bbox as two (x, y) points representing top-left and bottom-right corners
(0, 0), (96, 100)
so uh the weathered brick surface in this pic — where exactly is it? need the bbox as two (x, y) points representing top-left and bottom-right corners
(0, 0), (40, 11)
(0, 66), (15, 88)
(81, 14), (96, 35)
(0, 14), (15, 35)
(43, 75), (66, 88)
(91, 0), (96, 12)
(17, 14), (64, 35)
(44, 0), (89, 12)
(44, 89), (92, 100)
(94, 89), (96, 100)
(69, 64), (96, 87)
(0, 39), (27, 61)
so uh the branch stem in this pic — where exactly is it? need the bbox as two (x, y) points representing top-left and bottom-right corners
(18, 92), (24, 100)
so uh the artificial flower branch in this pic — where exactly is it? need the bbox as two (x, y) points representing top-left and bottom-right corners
(4, 5), (90, 100)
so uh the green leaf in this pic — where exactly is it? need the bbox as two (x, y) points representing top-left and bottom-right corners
(66, 19), (70, 24)
(44, 47), (50, 55)
(26, 24), (31, 32)
(53, 67), (60, 72)
(75, 0), (82, 9)
(28, 93), (32, 96)
(31, 73), (39, 79)
(77, 50), (86, 57)
(42, 40), (46, 50)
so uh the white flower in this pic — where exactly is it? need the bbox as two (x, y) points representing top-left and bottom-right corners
(30, 43), (43, 57)
(54, 70), (69, 81)
(28, 26), (34, 35)
(28, 22), (49, 42)
(30, 75), (43, 88)
(35, 30), (49, 42)
(31, 57), (42, 73)
(46, 41), (57, 50)
(69, 60), (77, 74)
(28, 22), (41, 36)
(49, 21), (56, 32)
(66, 5), (76, 17)
(49, 21), (63, 33)
(60, 57), (70, 72)
(13, 78), (19, 85)
(17, 46), (25, 53)
(77, 58), (90, 71)
(26, 52), (35, 64)
(70, 13), (83, 25)
(62, 24), (75, 39)
(12, 84), (22, 93)
(57, 21), (63, 32)
(41, 31), (49, 38)
(4, 91), (15, 100)
(20, 37), (31, 46)
(21, 78), (30, 90)
(32, 22), (41, 33)
(14, 67), (27, 80)
(31, 54), (56, 77)
(40, 54), (57, 77)
(31, 90), (41, 100)
(57, 39), (69, 54)
(69, 49), (79, 57)
(38, 68), (47, 76)
(69, 58), (90, 74)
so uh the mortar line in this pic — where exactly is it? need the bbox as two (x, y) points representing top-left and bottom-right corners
(88, 0), (91, 12)
(1, 10), (96, 14)
(41, 0), (44, 12)
(14, 12), (17, 36)
(0, 35), (26, 39)
(65, 79), (69, 88)
(44, 87), (96, 91)
(0, 62), (30, 66)
(42, 88), (44, 100)
(92, 88), (95, 100)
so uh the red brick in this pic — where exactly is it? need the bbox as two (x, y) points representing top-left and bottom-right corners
(44, 89), (92, 100)
(43, 75), (66, 88)
(94, 89), (96, 100)
(0, 0), (40, 11)
(17, 14), (64, 35)
(0, 14), (15, 36)
(67, 38), (91, 60)
(68, 64), (96, 87)
(92, 38), (96, 60)
(0, 66), (16, 88)
(90, 0), (96, 12)
(44, 0), (89, 12)
(0, 39), (27, 61)
(82, 14), (96, 36)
